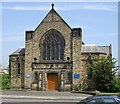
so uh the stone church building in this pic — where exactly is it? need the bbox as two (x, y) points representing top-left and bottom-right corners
(9, 4), (112, 91)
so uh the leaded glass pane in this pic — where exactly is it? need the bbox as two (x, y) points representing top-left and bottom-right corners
(42, 29), (65, 61)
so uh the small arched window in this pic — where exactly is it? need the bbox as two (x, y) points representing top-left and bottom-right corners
(41, 29), (65, 60)
(17, 62), (20, 75)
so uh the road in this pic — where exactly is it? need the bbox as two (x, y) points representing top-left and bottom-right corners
(2, 97), (80, 104)
(1, 90), (91, 104)
(2, 102), (76, 104)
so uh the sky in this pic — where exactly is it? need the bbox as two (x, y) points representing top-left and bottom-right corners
(1, 2), (118, 67)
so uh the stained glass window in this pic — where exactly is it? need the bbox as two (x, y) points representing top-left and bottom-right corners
(42, 29), (65, 60)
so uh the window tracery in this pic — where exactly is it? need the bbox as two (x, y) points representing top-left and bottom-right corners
(41, 29), (65, 61)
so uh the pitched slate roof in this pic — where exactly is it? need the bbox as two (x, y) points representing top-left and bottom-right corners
(10, 48), (25, 56)
(81, 44), (111, 54)
(98, 46), (111, 55)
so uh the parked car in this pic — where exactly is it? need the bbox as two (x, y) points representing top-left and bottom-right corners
(77, 95), (120, 104)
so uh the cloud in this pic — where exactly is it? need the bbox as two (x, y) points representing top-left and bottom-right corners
(57, 5), (117, 12)
(80, 5), (116, 11)
(1, 0), (119, 2)
(2, 4), (117, 12)
(3, 6), (50, 11)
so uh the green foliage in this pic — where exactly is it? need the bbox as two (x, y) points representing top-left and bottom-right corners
(114, 78), (120, 92)
(2, 74), (11, 89)
(74, 85), (80, 91)
(0, 74), (2, 89)
(87, 55), (118, 92)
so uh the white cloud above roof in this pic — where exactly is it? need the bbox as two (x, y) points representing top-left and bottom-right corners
(1, 0), (119, 2)
(2, 4), (117, 12)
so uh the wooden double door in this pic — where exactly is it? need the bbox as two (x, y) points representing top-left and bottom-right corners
(47, 73), (58, 90)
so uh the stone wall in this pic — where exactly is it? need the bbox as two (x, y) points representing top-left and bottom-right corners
(72, 28), (82, 90)
(9, 55), (25, 88)
(24, 31), (34, 88)
(24, 9), (72, 88)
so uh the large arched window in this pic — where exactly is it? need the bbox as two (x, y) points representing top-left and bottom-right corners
(41, 29), (65, 60)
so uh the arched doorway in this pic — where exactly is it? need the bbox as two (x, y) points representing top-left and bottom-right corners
(47, 73), (58, 90)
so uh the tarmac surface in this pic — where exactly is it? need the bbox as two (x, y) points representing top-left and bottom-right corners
(1, 90), (92, 104)
(2, 89), (92, 98)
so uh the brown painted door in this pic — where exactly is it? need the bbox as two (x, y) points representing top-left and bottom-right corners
(47, 73), (58, 90)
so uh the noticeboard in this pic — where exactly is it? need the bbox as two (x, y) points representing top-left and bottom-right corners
(74, 74), (80, 79)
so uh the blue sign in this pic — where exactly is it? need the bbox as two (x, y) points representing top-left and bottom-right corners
(26, 74), (30, 78)
(74, 74), (80, 79)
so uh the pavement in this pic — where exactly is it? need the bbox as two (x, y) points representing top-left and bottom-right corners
(1, 89), (92, 100)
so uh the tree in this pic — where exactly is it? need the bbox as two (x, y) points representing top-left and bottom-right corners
(2, 74), (11, 89)
(88, 55), (118, 92)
